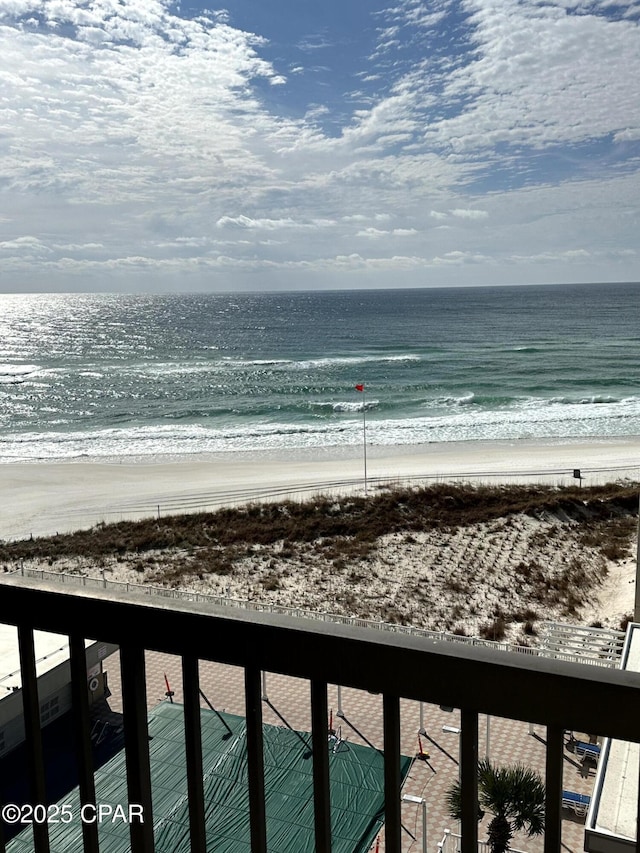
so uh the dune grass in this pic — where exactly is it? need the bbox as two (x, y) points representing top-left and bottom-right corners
(2, 481), (637, 636)
(0, 480), (636, 565)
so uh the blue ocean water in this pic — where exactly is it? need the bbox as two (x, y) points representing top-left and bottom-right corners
(1, 283), (640, 462)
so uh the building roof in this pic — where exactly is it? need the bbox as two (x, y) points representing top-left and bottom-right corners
(586, 622), (640, 849)
(7, 701), (412, 853)
(0, 625), (78, 695)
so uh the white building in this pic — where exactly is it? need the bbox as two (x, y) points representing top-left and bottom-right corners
(585, 623), (640, 853)
(0, 626), (117, 757)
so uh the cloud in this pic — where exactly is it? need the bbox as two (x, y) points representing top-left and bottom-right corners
(216, 215), (336, 231)
(0, 0), (638, 290)
(216, 216), (296, 231)
(425, 0), (640, 154)
(356, 228), (389, 238)
(433, 250), (493, 265)
(1, 1), (290, 204)
(450, 208), (488, 220)
(356, 226), (419, 237)
(0, 236), (53, 256)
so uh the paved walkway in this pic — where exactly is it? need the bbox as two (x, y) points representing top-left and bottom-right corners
(102, 650), (594, 852)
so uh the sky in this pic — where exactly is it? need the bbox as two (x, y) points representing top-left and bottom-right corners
(0, 0), (639, 293)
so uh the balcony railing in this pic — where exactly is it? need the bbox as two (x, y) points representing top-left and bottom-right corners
(1, 573), (640, 853)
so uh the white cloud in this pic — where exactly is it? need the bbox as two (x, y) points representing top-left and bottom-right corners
(356, 228), (388, 238)
(450, 208), (488, 220)
(0, 236), (53, 255)
(356, 226), (418, 238)
(217, 216), (294, 230)
(425, 0), (640, 153)
(0, 0), (638, 290)
(433, 250), (492, 265)
(216, 215), (336, 231)
(53, 242), (105, 251)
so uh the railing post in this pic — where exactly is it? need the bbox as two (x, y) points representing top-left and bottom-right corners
(17, 625), (50, 853)
(439, 827), (451, 853)
(245, 664), (267, 853)
(120, 645), (154, 853)
(460, 709), (478, 853)
(311, 680), (331, 852)
(69, 632), (99, 853)
(544, 725), (563, 853)
(403, 794), (427, 853)
(637, 745), (640, 853)
(383, 694), (402, 853)
(182, 655), (206, 853)
(485, 714), (491, 761)
(422, 799), (428, 853)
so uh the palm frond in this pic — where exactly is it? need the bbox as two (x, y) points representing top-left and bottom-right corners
(446, 758), (546, 853)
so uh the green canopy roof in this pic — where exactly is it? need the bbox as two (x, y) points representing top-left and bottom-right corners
(8, 701), (411, 852)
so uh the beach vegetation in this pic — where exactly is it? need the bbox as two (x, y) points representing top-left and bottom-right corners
(261, 572), (281, 591)
(2, 481), (637, 564)
(446, 759), (545, 853)
(479, 617), (507, 641)
(379, 604), (404, 624)
(2, 480), (637, 638)
(444, 576), (468, 594)
(509, 607), (537, 623)
(620, 613), (634, 631)
(577, 514), (635, 562)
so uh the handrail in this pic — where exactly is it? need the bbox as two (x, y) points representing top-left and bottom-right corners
(2, 575), (640, 735)
(2, 575), (640, 853)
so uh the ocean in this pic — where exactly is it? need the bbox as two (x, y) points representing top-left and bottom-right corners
(1, 282), (639, 462)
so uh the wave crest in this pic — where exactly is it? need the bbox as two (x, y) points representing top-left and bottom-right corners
(312, 400), (380, 413)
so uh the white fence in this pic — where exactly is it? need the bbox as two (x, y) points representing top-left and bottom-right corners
(437, 829), (528, 853)
(12, 566), (623, 668)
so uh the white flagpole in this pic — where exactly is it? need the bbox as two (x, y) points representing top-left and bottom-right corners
(361, 385), (368, 495)
(355, 384), (368, 494)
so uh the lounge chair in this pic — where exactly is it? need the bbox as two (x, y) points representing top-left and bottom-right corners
(575, 741), (600, 763)
(562, 790), (590, 817)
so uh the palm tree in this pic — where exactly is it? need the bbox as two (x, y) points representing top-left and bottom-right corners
(446, 759), (545, 853)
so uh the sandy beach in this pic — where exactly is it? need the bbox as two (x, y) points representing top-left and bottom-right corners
(1, 436), (639, 541)
(2, 436), (639, 640)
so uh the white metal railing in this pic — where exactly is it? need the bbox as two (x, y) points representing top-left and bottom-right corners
(437, 829), (529, 853)
(538, 620), (625, 662)
(12, 566), (623, 668)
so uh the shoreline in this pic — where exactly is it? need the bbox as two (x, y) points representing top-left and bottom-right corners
(2, 435), (639, 541)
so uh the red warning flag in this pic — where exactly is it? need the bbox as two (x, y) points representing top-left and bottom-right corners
(354, 384), (364, 392)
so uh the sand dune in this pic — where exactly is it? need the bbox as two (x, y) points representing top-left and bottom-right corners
(3, 462), (638, 643)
